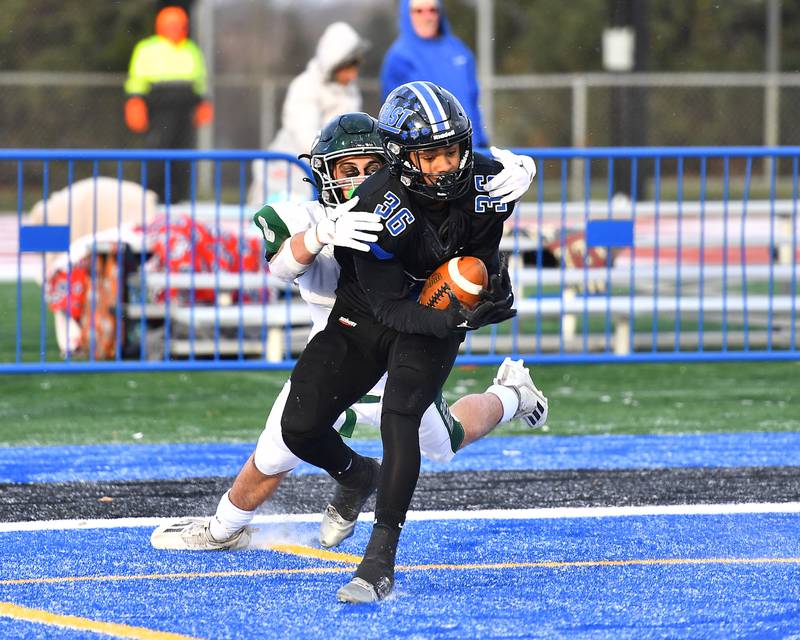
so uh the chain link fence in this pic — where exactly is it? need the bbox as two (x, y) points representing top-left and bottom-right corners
(2, 71), (800, 208)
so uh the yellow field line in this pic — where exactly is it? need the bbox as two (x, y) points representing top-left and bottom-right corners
(0, 601), (201, 640)
(265, 543), (362, 564)
(3, 554), (800, 587)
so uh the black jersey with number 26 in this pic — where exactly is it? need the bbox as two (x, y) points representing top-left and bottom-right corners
(334, 152), (514, 338)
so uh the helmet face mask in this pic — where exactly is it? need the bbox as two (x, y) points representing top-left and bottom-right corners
(308, 112), (385, 206)
(318, 152), (383, 203)
(378, 81), (473, 201)
(395, 139), (472, 200)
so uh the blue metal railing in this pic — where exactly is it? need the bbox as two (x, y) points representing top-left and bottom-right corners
(1, 147), (798, 373)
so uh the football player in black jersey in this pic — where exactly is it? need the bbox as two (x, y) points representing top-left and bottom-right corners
(280, 81), (519, 603)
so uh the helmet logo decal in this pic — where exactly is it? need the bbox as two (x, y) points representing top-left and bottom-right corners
(379, 104), (415, 134)
(407, 82), (449, 133)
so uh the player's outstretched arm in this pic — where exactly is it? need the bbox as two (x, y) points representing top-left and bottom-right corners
(305, 197), (384, 254)
(259, 198), (382, 283)
(481, 147), (537, 204)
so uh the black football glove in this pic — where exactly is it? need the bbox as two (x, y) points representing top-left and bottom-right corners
(481, 257), (514, 307)
(445, 259), (516, 331)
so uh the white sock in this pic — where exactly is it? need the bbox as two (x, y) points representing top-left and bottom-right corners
(209, 491), (255, 541)
(486, 384), (520, 423)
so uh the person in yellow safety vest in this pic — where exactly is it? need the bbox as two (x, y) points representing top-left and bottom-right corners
(124, 5), (213, 204)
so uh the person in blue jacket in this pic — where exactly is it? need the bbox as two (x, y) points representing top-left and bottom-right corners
(380, 0), (488, 147)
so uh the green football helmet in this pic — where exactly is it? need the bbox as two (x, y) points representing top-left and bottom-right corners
(306, 112), (385, 205)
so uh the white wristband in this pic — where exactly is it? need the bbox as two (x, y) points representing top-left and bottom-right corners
(269, 243), (310, 282)
(303, 225), (324, 255)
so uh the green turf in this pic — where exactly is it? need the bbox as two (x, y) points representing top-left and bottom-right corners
(0, 281), (61, 363)
(2, 283), (798, 446)
(1, 361), (798, 446)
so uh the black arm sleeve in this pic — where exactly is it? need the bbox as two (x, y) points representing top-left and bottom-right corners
(353, 254), (454, 338)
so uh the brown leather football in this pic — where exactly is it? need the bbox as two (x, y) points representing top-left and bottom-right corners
(418, 256), (489, 310)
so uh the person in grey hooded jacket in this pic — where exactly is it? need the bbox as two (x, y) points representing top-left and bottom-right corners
(380, 0), (488, 147)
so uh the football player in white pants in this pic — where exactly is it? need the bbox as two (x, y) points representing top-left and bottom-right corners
(151, 112), (547, 552)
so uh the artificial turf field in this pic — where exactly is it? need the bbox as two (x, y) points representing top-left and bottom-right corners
(2, 361), (800, 638)
(3, 361), (800, 444)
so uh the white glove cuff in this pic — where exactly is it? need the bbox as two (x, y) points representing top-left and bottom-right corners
(303, 226), (325, 255)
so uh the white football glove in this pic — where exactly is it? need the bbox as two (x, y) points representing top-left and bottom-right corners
(303, 196), (383, 254)
(482, 146), (537, 204)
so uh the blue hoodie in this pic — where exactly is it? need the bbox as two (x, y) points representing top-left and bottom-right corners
(380, 0), (488, 147)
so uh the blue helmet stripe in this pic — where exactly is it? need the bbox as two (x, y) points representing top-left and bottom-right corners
(408, 82), (448, 133)
(415, 82), (448, 122)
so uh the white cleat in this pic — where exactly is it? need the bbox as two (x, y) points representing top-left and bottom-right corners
(494, 357), (549, 428)
(319, 456), (380, 548)
(320, 505), (358, 549)
(337, 577), (379, 603)
(150, 518), (251, 551)
(337, 577), (393, 604)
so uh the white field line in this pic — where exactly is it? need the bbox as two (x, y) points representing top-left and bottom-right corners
(2, 502), (800, 534)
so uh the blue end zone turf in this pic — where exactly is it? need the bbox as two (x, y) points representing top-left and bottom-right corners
(2, 512), (800, 638)
(3, 432), (800, 483)
(0, 619), (96, 640)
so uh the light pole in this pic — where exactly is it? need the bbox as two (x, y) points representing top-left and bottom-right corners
(604, 0), (648, 199)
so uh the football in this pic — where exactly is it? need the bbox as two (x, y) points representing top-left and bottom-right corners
(419, 256), (489, 310)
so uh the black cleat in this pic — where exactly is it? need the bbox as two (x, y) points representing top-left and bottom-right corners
(337, 524), (399, 603)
